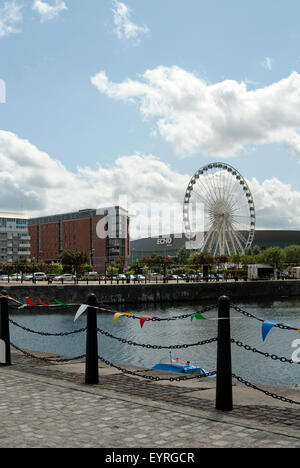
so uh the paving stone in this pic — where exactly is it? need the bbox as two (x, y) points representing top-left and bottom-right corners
(0, 352), (299, 448)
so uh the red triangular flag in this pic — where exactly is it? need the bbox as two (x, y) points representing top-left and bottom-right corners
(37, 297), (49, 307)
(27, 298), (37, 306)
(140, 315), (158, 328)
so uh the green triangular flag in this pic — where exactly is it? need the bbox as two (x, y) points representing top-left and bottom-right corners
(54, 299), (68, 306)
(191, 314), (207, 321)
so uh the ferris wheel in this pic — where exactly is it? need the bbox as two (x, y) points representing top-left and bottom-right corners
(183, 162), (255, 256)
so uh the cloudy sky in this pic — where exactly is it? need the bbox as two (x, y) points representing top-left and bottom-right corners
(1, 0), (300, 237)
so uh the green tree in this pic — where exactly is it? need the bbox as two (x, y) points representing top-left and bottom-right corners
(192, 252), (215, 266)
(283, 245), (300, 265)
(260, 247), (286, 271)
(106, 266), (119, 277)
(114, 256), (126, 273)
(82, 263), (94, 273)
(230, 253), (242, 265)
(177, 247), (191, 265)
(49, 261), (63, 275)
(60, 249), (88, 273)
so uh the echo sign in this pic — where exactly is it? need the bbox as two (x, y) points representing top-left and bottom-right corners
(157, 238), (172, 246)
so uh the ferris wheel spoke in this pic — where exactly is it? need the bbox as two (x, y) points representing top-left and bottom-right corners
(196, 176), (218, 205)
(192, 187), (214, 209)
(228, 227), (244, 253)
(201, 224), (216, 252)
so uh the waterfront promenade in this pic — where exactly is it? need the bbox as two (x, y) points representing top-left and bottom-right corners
(0, 349), (299, 449)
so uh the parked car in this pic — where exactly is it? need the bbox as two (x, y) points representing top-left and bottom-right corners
(10, 274), (23, 281)
(33, 272), (47, 281)
(46, 274), (57, 281)
(54, 274), (75, 281)
(135, 274), (145, 281)
(0, 275), (9, 281)
(23, 274), (33, 281)
(117, 274), (127, 280)
(84, 272), (99, 280)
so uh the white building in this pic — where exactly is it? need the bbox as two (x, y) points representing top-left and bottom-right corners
(0, 213), (31, 264)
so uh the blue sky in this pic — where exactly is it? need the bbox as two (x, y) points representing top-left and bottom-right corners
(1, 0), (300, 235)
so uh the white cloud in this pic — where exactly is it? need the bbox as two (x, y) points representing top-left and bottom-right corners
(91, 67), (300, 159)
(0, 131), (188, 237)
(262, 57), (273, 71)
(248, 177), (300, 230)
(1, 130), (300, 237)
(0, 0), (23, 38)
(32, 0), (67, 22)
(112, 0), (149, 41)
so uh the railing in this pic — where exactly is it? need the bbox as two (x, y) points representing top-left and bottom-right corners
(0, 274), (296, 285)
(0, 292), (299, 411)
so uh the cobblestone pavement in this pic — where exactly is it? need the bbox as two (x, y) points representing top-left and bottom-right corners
(0, 353), (299, 448)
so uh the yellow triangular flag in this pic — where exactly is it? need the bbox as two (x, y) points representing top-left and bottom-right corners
(113, 312), (133, 324)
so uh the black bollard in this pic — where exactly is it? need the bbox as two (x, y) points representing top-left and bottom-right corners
(0, 293), (11, 366)
(85, 293), (99, 384)
(215, 296), (233, 411)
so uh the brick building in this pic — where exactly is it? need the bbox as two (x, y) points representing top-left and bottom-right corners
(28, 207), (130, 273)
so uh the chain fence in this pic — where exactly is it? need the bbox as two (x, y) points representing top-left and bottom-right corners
(1, 295), (299, 405)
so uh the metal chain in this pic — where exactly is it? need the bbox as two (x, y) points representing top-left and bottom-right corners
(231, 338), (300, 364)
(98, 354), (216, 381)
(232, 373), (300, 405)
(128, 304), (218, 321)
(231, 304), (299, 331)
(10, 342), (85, 363)
(97, 327), (217, 349)
(9, 318), (86, 336)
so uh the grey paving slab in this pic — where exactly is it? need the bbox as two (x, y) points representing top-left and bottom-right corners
(0, 357), (299, 448)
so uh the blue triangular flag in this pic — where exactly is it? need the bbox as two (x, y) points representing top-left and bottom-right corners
(262, 321), (279, 342)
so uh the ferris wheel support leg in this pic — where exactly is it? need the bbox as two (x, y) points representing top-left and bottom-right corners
(215, 296), (233, 411)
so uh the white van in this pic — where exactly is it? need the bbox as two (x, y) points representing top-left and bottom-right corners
(33, 272), (47, 281)
(84, 272), (98, 280)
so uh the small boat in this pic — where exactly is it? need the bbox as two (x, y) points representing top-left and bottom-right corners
(152, 355), (215, 377)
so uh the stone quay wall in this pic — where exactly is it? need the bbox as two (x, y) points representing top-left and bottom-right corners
(2, 280), (300, 306)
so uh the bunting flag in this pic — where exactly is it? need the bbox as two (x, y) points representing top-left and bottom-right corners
(27, 298), (37, 307)
(191, 313), (207, 321)
(0, 293), (21, 305)
(38, 297), (50, 307)
(139, 315), (158, 328)
(54, 299), (68, 306)
(74, 304), (89, 322)
(262, 321), (280, 342)
(113, 312), (133, 324)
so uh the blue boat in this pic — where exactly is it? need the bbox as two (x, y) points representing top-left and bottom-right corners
(152, 357), (215, 377)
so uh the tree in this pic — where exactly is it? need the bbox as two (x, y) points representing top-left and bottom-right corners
(177, 247), (191, 265)
(150, 254), (175, 275)
(192, 252), (215, 266)
(106, 266), (118, 277)
(260, 247), (286, 271)
(283, 245), (300, 265)
(60, 249), (88, 273)
(230, 254), (242, 265)
(49, 261), (63, 275)
(114, 256), (126, 272)
(215, 254), (229, 265)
